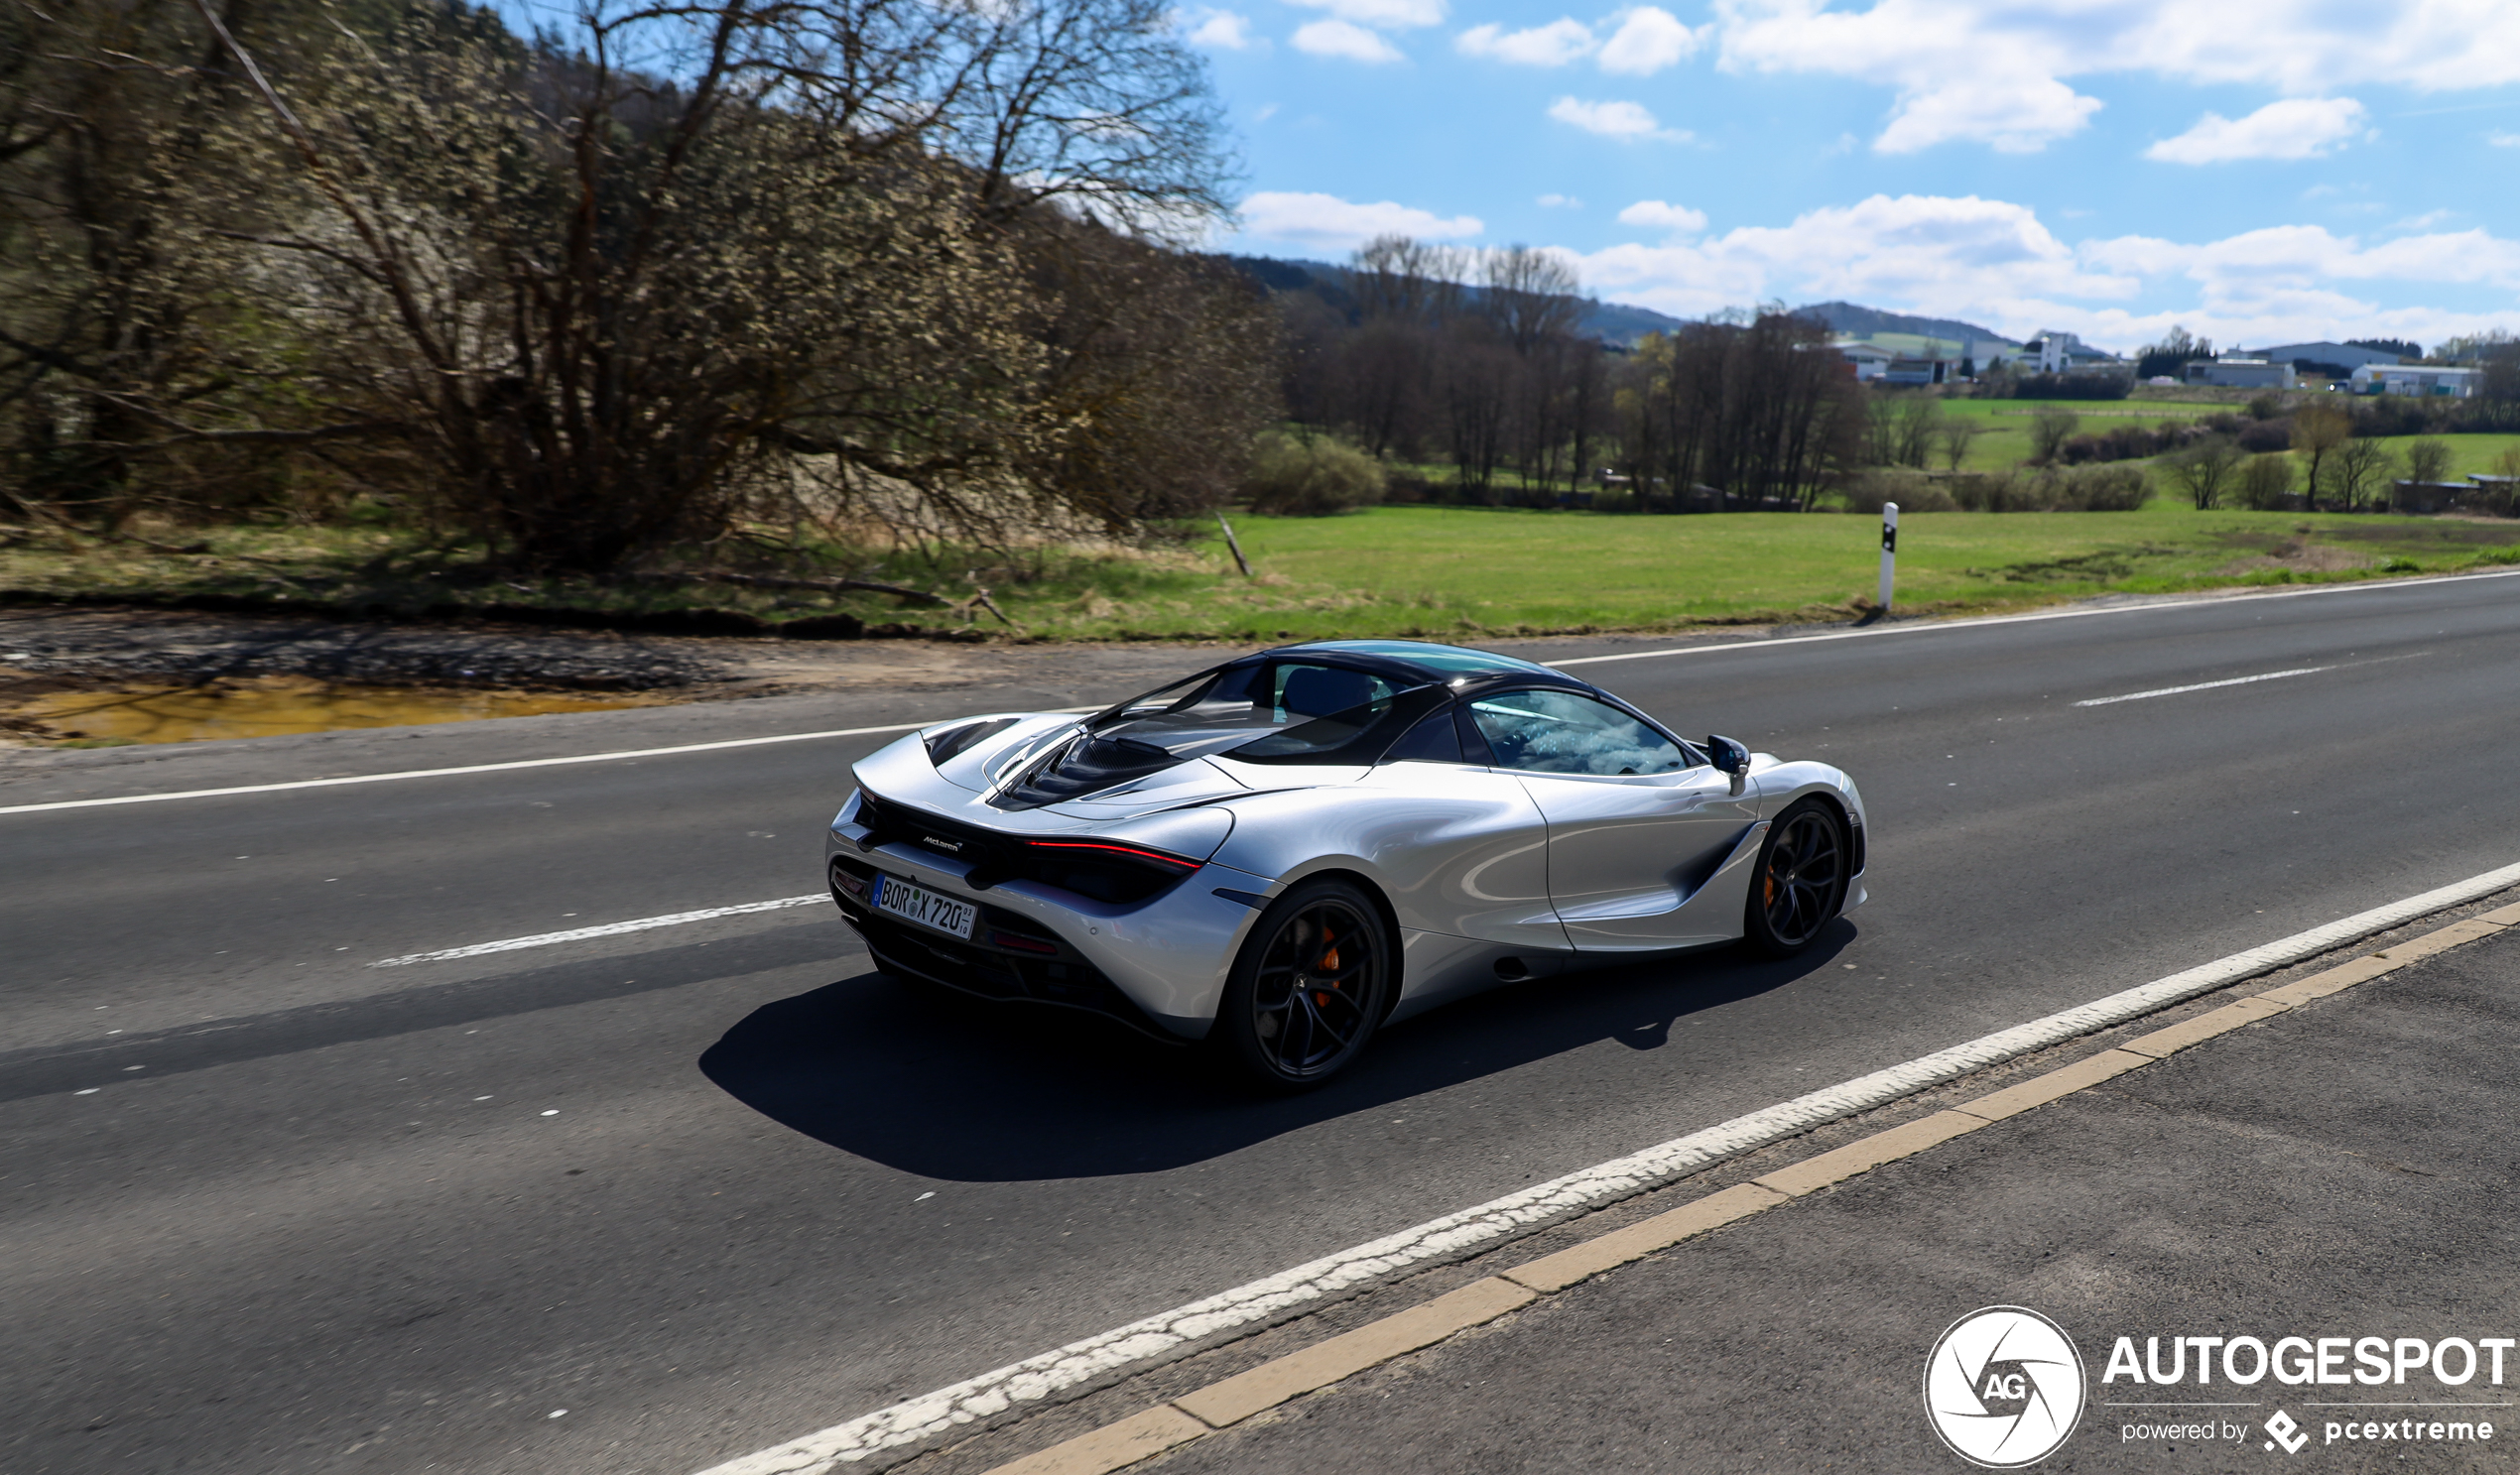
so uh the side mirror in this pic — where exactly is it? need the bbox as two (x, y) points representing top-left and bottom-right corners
(1705, 734), (1750, 797)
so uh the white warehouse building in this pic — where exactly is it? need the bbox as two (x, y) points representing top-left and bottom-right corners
(2350, 364), (2478, 399)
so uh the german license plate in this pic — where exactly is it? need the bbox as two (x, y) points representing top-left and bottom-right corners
(875, 873), (976, 939)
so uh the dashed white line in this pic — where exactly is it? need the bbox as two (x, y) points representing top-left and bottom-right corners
(369, 895), (825, 966)
(11, 568), (2516, 819)
(0, 708), (1099, 817)
(2074, 666), (2334, 707)
(690, 857), (2520, 1475)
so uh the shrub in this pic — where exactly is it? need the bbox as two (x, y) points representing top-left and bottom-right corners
(2060, 463), (2150, 511)
(1241, 432), (1387, 516)
(1950, 465), (2149, 512)
(2402, 437), (2454, 486)
(2235, 417), (2295, 453)
(2238, 454), (2295, 510)
(1839, 470), (1957, 514)
(2011, 373), (2131, 401)
(2056, 423), (2197, 464)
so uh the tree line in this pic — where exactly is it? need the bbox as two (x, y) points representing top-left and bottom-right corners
(1271, 237), (1860, 510)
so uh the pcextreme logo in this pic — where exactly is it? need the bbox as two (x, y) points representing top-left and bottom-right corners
(1925, 1306), (2088, 1468)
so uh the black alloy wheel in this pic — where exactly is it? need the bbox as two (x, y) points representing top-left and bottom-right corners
(1742, 799), (1848, 957)
(1217, 878), (1394, 1090)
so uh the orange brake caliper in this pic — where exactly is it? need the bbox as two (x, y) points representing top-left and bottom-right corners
(1315, 927), (1339, 1007)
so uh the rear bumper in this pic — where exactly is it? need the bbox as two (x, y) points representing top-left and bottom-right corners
(826, 824), (1264, 1040)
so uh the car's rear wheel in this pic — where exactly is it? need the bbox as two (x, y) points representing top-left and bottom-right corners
(1217, 878), (1393, 1090)
(1743, 799), (1848, 957)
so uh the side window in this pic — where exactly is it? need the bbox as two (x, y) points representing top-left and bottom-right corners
(1466, 689), (1688, 778)
(1273, 664), (1395, 722)
(1380, 706), (1464, 764)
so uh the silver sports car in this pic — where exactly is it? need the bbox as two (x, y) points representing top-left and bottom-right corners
(825, 640), (1867, 1087)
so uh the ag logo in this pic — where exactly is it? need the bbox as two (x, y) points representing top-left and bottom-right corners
(1924, 1306), (2087, 1467)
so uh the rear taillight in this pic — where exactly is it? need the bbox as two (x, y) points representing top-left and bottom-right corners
(991, 931), (1059, 954)
(1023, 840), (1200, 872)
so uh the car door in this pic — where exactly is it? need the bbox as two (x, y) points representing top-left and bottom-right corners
(1462, 687), (1759, 951)
(1352, 701), (1570, 953)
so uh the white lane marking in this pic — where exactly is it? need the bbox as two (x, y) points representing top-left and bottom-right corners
(691, 855), (2520, 1475)
(0, 708), (1101, 817)
(1550, 564), (2520, 669)
(2074, 666), (2334, 707)
(369, 895), (824, 966)
(13, 567), (2518, 821)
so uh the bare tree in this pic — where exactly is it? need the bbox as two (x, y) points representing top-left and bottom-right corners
(2163, 435), (2243, 509)
(1348, 235), (1466, 325)
(1890, 396), (1941, 469)
(1612, 311), (1859, 513)
(12, 0), (1248, 568)
(2327, 435), (2395, 513)
(2402, 436), (2453, 486)
(2029, 406), (2079, 463)
(1479, 245), (1581, 358)
(1936, 418), (1985, 471)
(2290, 402), (2350, 511)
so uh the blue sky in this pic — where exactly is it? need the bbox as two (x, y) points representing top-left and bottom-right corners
(1187, 0), (2520, 352)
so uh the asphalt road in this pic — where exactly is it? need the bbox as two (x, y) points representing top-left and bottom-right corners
(1131, 894), (2520, 1475)
(5, 571), (2517, 1475)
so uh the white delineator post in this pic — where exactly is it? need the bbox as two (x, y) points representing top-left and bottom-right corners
(1879, 502), (1899, 614)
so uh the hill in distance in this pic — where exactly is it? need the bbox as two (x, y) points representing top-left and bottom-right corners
(1221, 258), (2012, 352)
(1792, 301), (2019, 350)
(1222, 255), (1688, 346)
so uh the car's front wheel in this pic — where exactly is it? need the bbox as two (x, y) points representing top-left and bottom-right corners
(1742, 799), (1848, 957)
(1216, 878), (1394, 1090)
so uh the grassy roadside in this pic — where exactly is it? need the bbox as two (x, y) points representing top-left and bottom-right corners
(6, 502), (2518, 646)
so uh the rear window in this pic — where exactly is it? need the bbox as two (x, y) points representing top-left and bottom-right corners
(1061, 661), (1435, 768)
(1085, 662), (1400, 752)
(996, 662), (1438, 806)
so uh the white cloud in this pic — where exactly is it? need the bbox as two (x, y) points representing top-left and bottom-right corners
(1180, 7), (1256, 48)
(1292, 18), (1406, 61)
(2080, 223), (2520, 299)
(1617, 199), (1707, 234)
(2146, 98), (2368, 164)
(1286, 0), (1444, 30)
(1547, 96), (1687, 141)
(1563, 189), (2520, 347)
(1238, 191), (1483, 250)
(1457, 17), (1596, 65)
(1538, 192), (1584, 208)
(1225, 184), (2520, 350)
(2489, 130), (2520, 147)
(1597, 6), (1701, 74)
(1710, 0), (2520, 155)
(1571, 192), (2135, 323)
(1456, 6), (1701, 73)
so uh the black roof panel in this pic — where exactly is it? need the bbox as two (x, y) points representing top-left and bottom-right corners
(1261, 640), (1576, 687)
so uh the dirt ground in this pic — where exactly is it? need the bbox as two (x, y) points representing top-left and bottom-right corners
(0, 602), (1264, 745)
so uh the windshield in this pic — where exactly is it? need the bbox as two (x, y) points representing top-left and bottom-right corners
(992, 662), (1437, 808)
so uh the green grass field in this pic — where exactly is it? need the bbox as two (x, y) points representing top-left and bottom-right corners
(6, 499), (2516, 649)
(1149, 503), (2519, 642)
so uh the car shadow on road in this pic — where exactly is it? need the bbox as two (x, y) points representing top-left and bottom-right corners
(697, 922), (1851, 1180)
